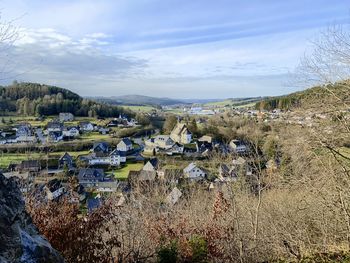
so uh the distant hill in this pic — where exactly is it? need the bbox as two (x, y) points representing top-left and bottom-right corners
(255, 81), (350, 111)
(0, 82), (134, 117)
(92, 95), (185, 106)
(204, 97), (266, 108)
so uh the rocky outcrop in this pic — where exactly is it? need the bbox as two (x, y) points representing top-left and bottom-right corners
(0, 173), (64, 263)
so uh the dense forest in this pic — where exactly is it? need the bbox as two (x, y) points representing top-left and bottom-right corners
(255, 81), (350, 111)
(0, 81), (135, 117)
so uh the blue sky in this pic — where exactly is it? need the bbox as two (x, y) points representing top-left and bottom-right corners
(0, 0), (349, 98)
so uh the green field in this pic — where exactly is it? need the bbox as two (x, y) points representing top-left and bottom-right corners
(0, 150), (90, 168)
(0, 152), (43, 168)
(79, 132), (111, 141)
(109, 162), (144, 180)
(204, 98), (261, 108)
(122, 105), (156, 112)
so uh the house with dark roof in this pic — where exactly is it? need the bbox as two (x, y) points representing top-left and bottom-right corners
(44, 179), (65, 201)
(183, 162), (207, 180)
(63, 126), (80, 138)
(117, 138), (133, 152)
(92, 142), (110, 155)
(142, 158), (159, 172)
(16, 160), (41, 173)
(58, 152), (74, 169)
(79, 121), (94, 132)
(196, 141), (213, 154)
(165, 142), (184, 155)
(48, 131), (63, 142)
(47, 121), (64, 132)
(87, 198), (101, 214)
(15, 123), (32, 137)
(78, 168), (106, 187)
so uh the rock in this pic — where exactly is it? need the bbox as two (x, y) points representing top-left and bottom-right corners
(0, 173), (64, 263)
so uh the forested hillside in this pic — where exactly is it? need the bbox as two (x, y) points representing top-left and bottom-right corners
(0, 82), (134, 117)
(255, 81), (350, 111)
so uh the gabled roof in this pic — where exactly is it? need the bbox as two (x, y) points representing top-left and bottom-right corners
(109, 149), (121, 157)
(93, 142), (109, 152)
(87, 198), (101, 213)
(47, 121), (63, 129)
(149, 158), (159, 168)
(120, 138), (132, 146)
(183, 162), (197, 173)
(171, 123), (191, 136)
(46, 179), (63, 192)
(198, 135), (213, 143)
(59, 152), (73, 161)
(78, 168), (105, 181)
(19, 160), (40, 168)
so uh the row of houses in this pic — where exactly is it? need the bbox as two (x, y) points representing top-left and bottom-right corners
(143, 122), (249, 157)
(80, 138), (135, 167)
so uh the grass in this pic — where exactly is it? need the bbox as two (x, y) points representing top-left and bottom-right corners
(109, 162), (144, 180)
(0, 152), (43, 168)
(339, 147), (350, 159)
(122, 105), (156, 112)
(204, 99), (234, 107)
(0, 150), (90, 168)
(79, 132), (110, 141)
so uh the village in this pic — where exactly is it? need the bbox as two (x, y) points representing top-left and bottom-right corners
(0, 109), (261, 212)
(0, 98), (346, 215)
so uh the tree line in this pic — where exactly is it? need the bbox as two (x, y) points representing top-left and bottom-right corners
(0, 81), (135, 118)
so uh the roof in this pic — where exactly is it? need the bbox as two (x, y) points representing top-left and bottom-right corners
(59, 152), (73, 161)
(46, 179), (62, 192)
(171, 123), (191, 136)
(79, 121), (92, 126)
(93, 142), (109, 152)
(47, 121), (63, 129)
(109, 149), (121, 157)
(198, 135), (213, 143)
(78, 168), (105, 181)
(149, 158), (159, 168)
(19, 160), (40, 168)
(183, 162), (197, 173)
(120, 138), (132, 146)
(87, 198), (101, 213)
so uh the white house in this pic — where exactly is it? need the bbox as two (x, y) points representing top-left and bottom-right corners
(109, 150), (122, 165)
(16, 135), (37, 144)
(183, 162), (207, 179)
(79, 122), (94, 132)
(63, 127), (80, 137)
(117, 138), (133, 152)
(88, 153), (121, 166)
(47, 122), (63, 133)
(145, 135), (174, 150)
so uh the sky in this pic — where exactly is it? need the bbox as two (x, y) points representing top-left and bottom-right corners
(0, 0), (349, 99)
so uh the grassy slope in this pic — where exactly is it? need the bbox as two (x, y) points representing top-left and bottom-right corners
(108, 162), (144, 180)
(122, 105), (156, 112)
